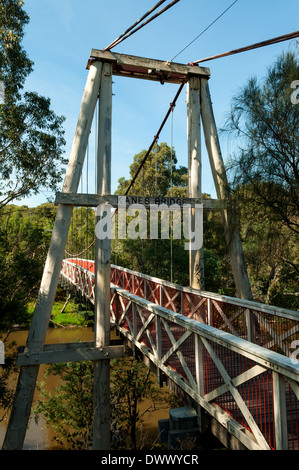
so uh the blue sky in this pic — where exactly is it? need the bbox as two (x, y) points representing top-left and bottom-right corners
(18, 0), (298, 206)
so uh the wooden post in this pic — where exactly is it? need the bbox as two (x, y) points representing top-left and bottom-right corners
(93, 62), (112, 450)
(2, 61), (103, 451)
(156, 315), (163, 387)
(187, 76), (204, 290)
(207, 298), (212, 326)
(132, 302), (137, 358)
(273, 372), (288, 450)
(195, 334), (205, 432)
(200, 78), (253, 301)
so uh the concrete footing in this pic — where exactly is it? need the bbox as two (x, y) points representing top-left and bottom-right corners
(158, 406), (202, 450)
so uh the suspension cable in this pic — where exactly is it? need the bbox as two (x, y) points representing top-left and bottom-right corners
(191, 30), (299, 64)
(105, 0), (181, 51)
(170, 0), (238, 62)
(125, 81), (185, 196)
(105, 0), (167, 50)
(170, 105), (174, 283)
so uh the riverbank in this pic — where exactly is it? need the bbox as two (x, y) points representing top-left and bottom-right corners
(0, 326), (95, 449)
(1, 298), (224, 451)
(0, 323), (173, 450)
(28, 295), (93, 328)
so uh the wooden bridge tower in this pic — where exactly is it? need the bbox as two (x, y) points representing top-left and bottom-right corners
(2, 50), (252, 450)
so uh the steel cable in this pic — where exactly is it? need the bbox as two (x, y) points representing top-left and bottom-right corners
(105, 0), (167, 50)
(192, 30), (299, 64)
(170, 0), (238, 62)
(105, 0), (181, 51)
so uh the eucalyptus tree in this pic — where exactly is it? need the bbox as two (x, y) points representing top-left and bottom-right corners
(224, 51), (299, 235)
(115, 142), (188, 197)
(224, 51), (299, 307)
(114, 142), (189, 283)
(114, 143), (231, 291)
(0, 0), (66, 208)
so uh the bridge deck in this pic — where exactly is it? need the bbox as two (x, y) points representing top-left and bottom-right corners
(60, 258), (299, 451)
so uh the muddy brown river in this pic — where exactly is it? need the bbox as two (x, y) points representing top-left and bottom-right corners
(0, 327), (170, 450)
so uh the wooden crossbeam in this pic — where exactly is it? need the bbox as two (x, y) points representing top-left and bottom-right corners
(87, 50), (210, 84)
(16, 342), (127, 366)
(55, 192), (225, 210)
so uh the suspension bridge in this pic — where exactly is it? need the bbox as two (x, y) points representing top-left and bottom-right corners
(2, 1), (299, 451)
(55, 258), (299, 451)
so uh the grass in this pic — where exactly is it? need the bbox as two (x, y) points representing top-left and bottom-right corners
(51, 297), (94, 327)
(26, 292), (93, 327)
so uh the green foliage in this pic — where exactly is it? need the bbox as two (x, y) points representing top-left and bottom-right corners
(113, 141), (233, 292)
(223, 51), (299, 305)
(0, 0), (33, 98)
(34, 360), (94, 450)
(114, 236), (189, 286)
(33, 357), (172, 450)
(110, 357), (170, 450)
(0, 0), (66, 208)
(0, 332), (17, 423)
(50, 298), (92, 327)
(67, 207), (95, 258)
(225, 51), (299, 235)
(113, 143), (189, 284)
(203, 209), (234, 295)
(237, 189), (299, 307)
(0, 202), (59, 419)
(115, 142), (188, 197)
(0, 203), (56, 328)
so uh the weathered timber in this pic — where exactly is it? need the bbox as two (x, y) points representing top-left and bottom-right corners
(16, 344), (126, 366)
(88, 50), (210, 84)
(112, 286), (299, 450)
(112, 285), (299, 382)
(93, 61), (112, 451)
(200, 77), (253, 301)
(54, 192), (226, 210)
(2, 61), (103, 451)
(187, 75), (204, 290)
(273, 371), (289, 450)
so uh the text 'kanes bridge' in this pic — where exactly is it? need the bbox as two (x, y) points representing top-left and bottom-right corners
(59, 258), (299, 451)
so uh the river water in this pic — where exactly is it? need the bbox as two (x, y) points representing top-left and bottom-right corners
(0, 327), (170, 450)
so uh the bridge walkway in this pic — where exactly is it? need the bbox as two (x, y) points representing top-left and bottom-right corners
(60, 258), (299, 451)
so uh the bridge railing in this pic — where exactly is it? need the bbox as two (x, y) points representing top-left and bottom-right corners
(60, 259), (299, 359)
(110, 284), (299, 451)
(110, 264), (299, 359)
(61, 258), (95, 303)
(60, 259), (299, 450)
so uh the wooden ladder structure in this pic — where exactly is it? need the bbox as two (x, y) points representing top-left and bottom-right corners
(2, 50), (253, 450)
